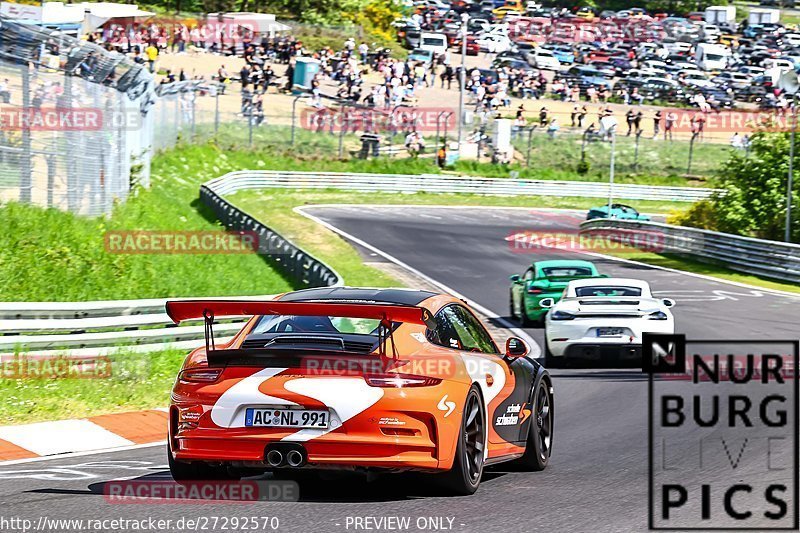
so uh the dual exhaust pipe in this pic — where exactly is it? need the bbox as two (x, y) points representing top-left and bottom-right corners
(266, 445), (306, 468)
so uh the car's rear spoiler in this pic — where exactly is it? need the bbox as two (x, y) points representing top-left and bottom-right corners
(164, 299), (437, 355)
(166, 299), (436, 326)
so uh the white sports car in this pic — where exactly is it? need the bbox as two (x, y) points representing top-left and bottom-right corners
(541, 278), (675, 366)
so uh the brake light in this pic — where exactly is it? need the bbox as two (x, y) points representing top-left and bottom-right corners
(179, 367), (222, 383)
(365, 374), (442, 388)
(550, 310), (576, 321)
(527, 288), (543, 294)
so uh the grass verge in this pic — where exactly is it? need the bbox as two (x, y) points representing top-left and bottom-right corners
(0, 149), (295, 301)
(0, 348), (185, 423)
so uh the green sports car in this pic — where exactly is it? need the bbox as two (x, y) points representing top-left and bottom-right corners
(586, 204), (650, 221)
(509, 260), (602, 325)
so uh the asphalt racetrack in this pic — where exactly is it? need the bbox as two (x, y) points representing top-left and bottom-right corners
(1, 206), (798, 533)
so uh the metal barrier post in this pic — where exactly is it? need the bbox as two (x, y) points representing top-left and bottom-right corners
(687, 132), (699, 175)
(214, 83), (220, 139)
(338, 106), (347, 158)
(191, 90), (196, 141)
(19, 65), (31, 203)
(46, 155), (55, 208)
(435, 114), (441, 155)
(526, 127), (534, 167)
(290, 94), (304, 145)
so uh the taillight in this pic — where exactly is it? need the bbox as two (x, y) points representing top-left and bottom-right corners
(527, 288), (543, 294)
(365, 374), (442, 388)
(179, 367), (222, 383)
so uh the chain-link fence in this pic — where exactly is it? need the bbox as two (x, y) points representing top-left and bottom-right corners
(0, 17), (154, 216)
(0, 13), (734, 218)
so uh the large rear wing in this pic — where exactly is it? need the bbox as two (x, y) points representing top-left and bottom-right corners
(164, 299), (437, 356)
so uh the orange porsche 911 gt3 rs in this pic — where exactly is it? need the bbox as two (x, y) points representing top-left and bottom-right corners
(166, 287), (553, 495)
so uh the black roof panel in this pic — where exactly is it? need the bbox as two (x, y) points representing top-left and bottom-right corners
(278, 287), (437, 306)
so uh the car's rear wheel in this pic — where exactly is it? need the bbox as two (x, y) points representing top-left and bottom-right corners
(439, 386), (485, 495)
(513, 379), (553, 471)
(543, 336), (557, 368)
(518, 303), (533, 327)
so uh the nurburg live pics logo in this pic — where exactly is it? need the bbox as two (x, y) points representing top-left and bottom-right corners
(644, 333), (799, 530)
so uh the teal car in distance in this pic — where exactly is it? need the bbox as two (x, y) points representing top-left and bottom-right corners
(586, 204), (651, 221)
(509, 260), (602, 325)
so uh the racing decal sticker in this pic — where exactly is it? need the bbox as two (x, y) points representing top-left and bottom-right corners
(281, 377), (384, 442)
(210, 367), (292, 428)
(460, 354), (507, 458)
(437, 395), (456, 417)
(491, 360), (535, 444)
(495, 402), (527, 426)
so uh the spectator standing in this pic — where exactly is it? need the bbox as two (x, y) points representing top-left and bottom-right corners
(626, 109), (635, 136)
(539, 106), (548, 127)
(652, 110), (662, 139)
(0, 78), (10, 103)
(664, 110), (676, 141)
(145, 43), (158, 73)
(577, 105), (587, 128)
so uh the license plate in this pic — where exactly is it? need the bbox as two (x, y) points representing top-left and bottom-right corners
(245, 408), (329, 429)
(596, 328), (625, 337)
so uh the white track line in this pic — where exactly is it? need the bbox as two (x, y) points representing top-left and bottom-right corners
(0, 441), (166, 466)
(294, 206), (542, 358)
(304, 204), (800, 300)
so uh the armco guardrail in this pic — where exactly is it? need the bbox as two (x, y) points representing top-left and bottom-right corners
(202, 170), (719, 203)
(580, 219), (800, 284)
(2, 170), (719, 354)
(200, 179), (341, 288)
(0, 296), (276, 354)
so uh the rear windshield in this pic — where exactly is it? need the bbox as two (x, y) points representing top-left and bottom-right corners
(575, 286), (642, 297)
(542, 267), (594, 277)
(423, 37), (445, 46)
(251, 315), (382, 336)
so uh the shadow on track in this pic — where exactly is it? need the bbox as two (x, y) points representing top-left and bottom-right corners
(35, 470), (511, 504)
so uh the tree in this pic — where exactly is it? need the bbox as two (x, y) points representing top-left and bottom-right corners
(678, 131), (799, 242)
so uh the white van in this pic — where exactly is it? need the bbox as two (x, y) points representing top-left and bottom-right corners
(419, 32), (449, 55)
(695, 43), (731, 70)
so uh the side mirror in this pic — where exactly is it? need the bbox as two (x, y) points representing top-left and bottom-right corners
(662, 298), (676, 308)
(539, 298), (555, 308)
(505, 337), (529, 358)
(509, 274), (521, 283)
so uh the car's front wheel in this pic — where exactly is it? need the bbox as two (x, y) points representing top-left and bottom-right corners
(439, 386), (485, 495)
